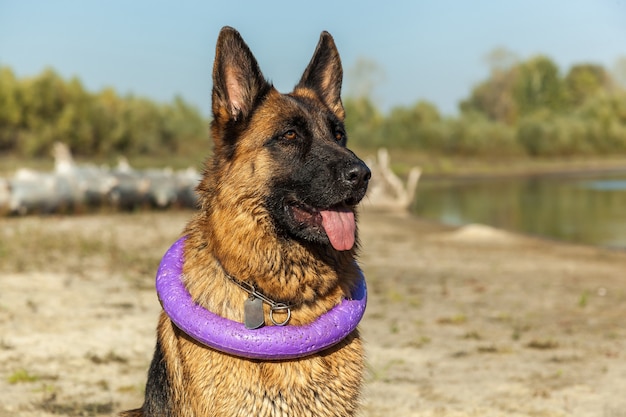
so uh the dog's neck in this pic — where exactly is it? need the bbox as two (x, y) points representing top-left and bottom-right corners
(157, 236), (367, 360)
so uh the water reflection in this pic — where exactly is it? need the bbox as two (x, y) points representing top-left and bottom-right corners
(413, 173), (626, 249)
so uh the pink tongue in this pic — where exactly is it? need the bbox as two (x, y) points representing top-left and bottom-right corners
(320, 208), (356, 251)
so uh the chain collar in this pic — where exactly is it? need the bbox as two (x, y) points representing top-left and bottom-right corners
(222, 272), (293, 326)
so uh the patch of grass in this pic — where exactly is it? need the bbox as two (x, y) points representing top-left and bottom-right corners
(8, 368), (40, 384)
(605, 331), (621, 340)
(462, 330), (482, 340)
(0, 216), (164, 279)
(0, 223), (110, 273)
(526, 339), (560, 350)
(490, 312), (513, 322)
(477, 345), (499, 354)
(34, 383), (59, 394)
(437, 314), (467, 325)
(389, 320), (400, 334)
(116, 384), (142, 394)
(477, 344), (512, 354)
(95, 379), (110, 390)
(578, 290), (589, 308)
(366, 358), (407, 383)
(86, 350), (128, 365)
(38, 399), (116, 416)
(549, 354), (582, 363)
(385, 290), (405, 303)
(408, 298), (422, 308)
(366, 311), (384, 320)
(406, 335), (431, 348)
(511, 322), (532, 341)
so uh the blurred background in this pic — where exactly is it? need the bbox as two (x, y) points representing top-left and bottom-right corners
(2, 0), (626, 248)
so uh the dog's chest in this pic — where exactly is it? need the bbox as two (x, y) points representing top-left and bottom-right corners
(187, 335), (364, 417)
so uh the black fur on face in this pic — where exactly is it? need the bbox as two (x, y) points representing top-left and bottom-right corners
(263, 96), (370, 246)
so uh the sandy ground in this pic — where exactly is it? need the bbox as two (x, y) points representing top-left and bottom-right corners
(1, 209), (625, 416)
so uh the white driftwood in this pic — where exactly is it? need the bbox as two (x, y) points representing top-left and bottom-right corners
(0, 142), (201, 215)
(363, 148), (421, 211)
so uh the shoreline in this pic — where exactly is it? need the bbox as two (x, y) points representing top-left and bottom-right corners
(403, 210), (626, 253)
(366, 150), (626, 180)
(422, 164), (626, 181)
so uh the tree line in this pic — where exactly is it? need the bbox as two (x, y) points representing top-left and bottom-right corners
(0, 66), (207, 159)
(2, 55), (626, 160)
(345, 54), (626, 157)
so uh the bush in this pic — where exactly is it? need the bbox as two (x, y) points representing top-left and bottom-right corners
(0, 66), (208, 159)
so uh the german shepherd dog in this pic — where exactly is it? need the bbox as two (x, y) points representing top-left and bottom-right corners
(121, 26), (370, 417)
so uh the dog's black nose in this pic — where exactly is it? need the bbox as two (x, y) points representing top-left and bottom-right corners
(341, 160), (371, 189)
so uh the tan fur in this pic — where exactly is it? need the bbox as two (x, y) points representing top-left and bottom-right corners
(121, 27), (365, 417)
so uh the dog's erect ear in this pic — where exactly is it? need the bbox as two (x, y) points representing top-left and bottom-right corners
(212, 27), (270, 124)
(297, 31), (344, 119)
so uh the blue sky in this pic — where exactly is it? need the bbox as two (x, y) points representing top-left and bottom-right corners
(1, 0), (626, 116)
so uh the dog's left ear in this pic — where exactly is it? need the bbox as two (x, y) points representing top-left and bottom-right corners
(297, 32), (345, 119)
(212, 26), (270, 123)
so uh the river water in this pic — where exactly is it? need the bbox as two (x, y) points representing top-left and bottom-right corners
(413, 172), (626, 249)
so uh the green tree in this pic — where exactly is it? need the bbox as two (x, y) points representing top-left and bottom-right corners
(513, 55), (566, 116)
(344, 96), (384, 148)
(381, 101), (443, 149)
(460, 68), (519, 125)
(448, 114), (519, 156)
(564, 64), (612, 107)
(161, 96), (208, 155)
(0, 67), (210, 158)
(576, 93), (626, 153)
(461, 47), (519, 125)
(0, 67), (21, 151)
(463, 54), (570, 124)
(55, 77), (96, 155)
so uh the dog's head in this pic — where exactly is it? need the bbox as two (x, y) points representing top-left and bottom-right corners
(206, 27), (370, 252)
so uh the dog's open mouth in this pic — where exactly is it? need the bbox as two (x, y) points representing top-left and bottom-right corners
(288, 203), (356, 251)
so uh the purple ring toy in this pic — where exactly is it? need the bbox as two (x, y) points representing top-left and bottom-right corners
(156, 237), (367, 360)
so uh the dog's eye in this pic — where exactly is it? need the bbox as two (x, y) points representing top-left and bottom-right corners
(334, 130), (345, 142)
(282, 130), (297, 140)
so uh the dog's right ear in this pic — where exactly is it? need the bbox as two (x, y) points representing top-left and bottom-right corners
(296, 32), (344, 119)
(211, 27), (270, 125)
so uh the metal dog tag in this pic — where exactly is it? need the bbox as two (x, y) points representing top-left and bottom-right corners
(244, 296), (265, 330)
